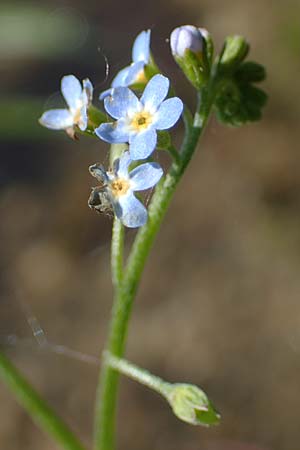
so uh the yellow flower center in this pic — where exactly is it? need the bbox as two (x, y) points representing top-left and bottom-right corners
(134, 69), (147, 84)
(73, 110), (81, 124)
(130, 111), (153, 132)
(73, 103), (84, 126)
(110, 178), (130, 198)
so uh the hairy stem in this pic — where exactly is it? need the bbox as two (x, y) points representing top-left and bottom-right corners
(94, 81), (217, 450)
(111, 219), (124, 288)
(105, 352), (172, 397)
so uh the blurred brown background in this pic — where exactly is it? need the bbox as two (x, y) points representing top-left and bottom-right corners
(1, 0), (299, 449)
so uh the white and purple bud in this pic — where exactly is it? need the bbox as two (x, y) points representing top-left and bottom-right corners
(170, 25), (205, 58)
(170, 25), (213, 89)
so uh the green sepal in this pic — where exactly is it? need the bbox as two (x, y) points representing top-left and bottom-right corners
(131, 82), (148, 93)
(88, 105), (107, 129)
(167, 383), (220, 427)
(145, 54), (161, 79)
(76, 127), (97, 138)
(109, 143), (129, 167)
(157, 131), (171, 150)
(204, 32), (214, 67)
(75, 106), (107, 139)
(175, 48), (209, 90)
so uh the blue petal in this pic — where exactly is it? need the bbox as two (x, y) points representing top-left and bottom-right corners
(61, 75), (82, 110)
(83, 78), (93, 104)
(129, 162), (163, 191)
(95, 120), (129, 143)
(77, 105), (88, 131)
(125, 61), (146, 85)
(104, 87), (140, 120)
(115, 192), (147, 228)
(155, 97), (183, 130)
(100, 67), (132, 101)
(111, 66), (131, 88)
(39, 109), (74, 130)
(129, 127), (157, 160)
(114, 151), (131, 177)
(99, 88), (113, 101)
(141, 74), (169, 111)
(132, 30), (151, 63)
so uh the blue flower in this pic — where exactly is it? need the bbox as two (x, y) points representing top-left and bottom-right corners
(89, 151), (163, 228)
(100, 30), (151, 100)
(39, 75), (93, 136)
(95, 74), (183, 160)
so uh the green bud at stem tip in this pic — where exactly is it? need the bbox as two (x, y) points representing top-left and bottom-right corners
(105, 352), (220, 428)
(167, 383), (221, 427)
(219, 35), (249, 73)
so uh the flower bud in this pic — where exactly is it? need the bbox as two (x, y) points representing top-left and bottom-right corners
(166, 383), (220, 426)
(170, 25), (212, 89)
(171, 25), (204, 57)
(219, 35), (249, 73)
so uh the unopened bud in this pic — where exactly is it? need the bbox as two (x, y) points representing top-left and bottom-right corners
(170, 25), (212, 89)
(219, 35), (249, 73)
(166, 383), (220, 426)
(171, 25), (204, 57)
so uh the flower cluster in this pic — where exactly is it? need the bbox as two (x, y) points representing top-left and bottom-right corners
(39, 27), (266, 227)
(39, 30), (183, 228)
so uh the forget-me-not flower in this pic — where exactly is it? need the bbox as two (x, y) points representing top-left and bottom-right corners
(89, 151), (163, 228)
(100, 30), (151, 100)
(96, 74), (183, 160)
(39, 75), (93, 137)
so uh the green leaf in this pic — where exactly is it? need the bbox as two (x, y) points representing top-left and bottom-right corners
(235, 61), (266, 83)
(215, 78), (268, 126)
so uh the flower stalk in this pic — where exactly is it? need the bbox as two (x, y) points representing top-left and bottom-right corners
(105, 353), (220, 427)
(93, 77), (217, 450)
(104, 352), (172, 397)
(111, 219), (125, 288)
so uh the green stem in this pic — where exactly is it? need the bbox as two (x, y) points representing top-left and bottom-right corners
(92, 220), (124, 450)
(94, 81), (217, 450)
(0, 352), (86, 450)
(167, 145), (181, 164)
(104, 352), (172, 398)
(111, 218), (124, 288)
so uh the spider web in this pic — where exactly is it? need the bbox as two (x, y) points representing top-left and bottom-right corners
(0, 241), (113, 367)
(2, 291), (100, 367)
